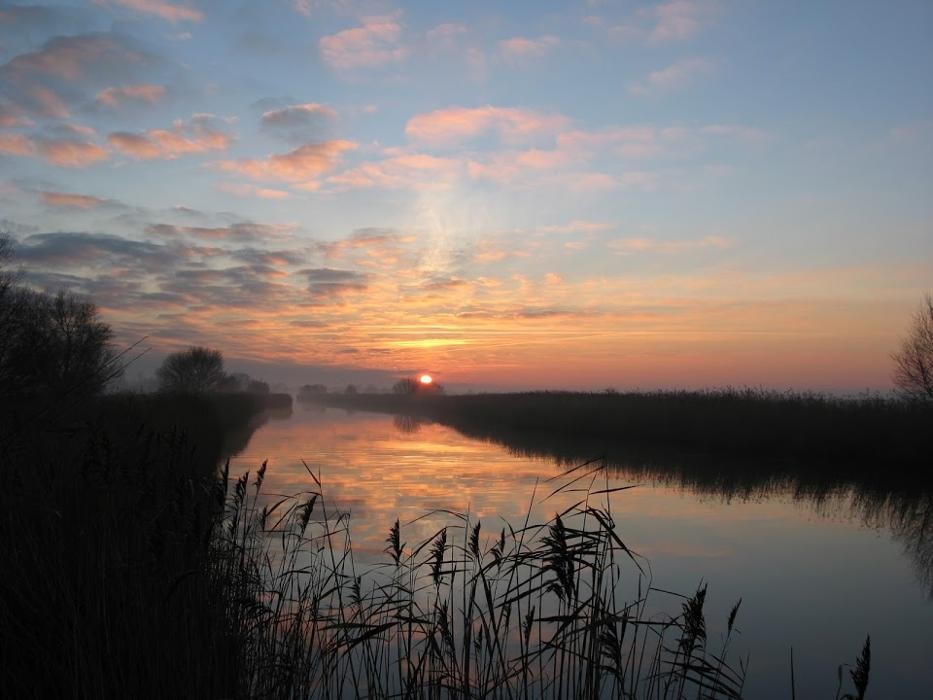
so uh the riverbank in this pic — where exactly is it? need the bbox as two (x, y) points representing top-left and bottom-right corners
(0, 391), (267, 698)
(303, 389), (933, 472)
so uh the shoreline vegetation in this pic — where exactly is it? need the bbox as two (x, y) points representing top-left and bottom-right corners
(302, 389), (933, 473)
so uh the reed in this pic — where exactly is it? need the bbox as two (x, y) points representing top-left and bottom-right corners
(206, 456), (872, 699)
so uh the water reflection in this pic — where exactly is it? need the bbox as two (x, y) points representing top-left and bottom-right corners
(229, 405), (933, 698)
(392, 414), (424, 434)
(433, 418), (933, 597)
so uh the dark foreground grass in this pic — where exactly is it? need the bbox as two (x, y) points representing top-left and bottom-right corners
(1, 391), (874, 698)
(310, 389), (933, 471)
(0, 392), (264, 698)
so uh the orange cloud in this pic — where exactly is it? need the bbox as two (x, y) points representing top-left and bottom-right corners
(319, 16), (408, 70)
(40, 191), (107, 209)
(108, 114), (231, 160)
(217, 140), (356, 183)
(405, 106), (569, 146)
(105, 0), (203, 23)
(96, 84), (166, 107)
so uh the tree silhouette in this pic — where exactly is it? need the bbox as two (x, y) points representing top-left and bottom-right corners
(1, 288), (120, 398)
(392, 378), (419, 395)
(893, 293), (933, 401)
(157, 346), (225, 393)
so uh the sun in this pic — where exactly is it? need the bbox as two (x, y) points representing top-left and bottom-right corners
(419, 374), (433, 385)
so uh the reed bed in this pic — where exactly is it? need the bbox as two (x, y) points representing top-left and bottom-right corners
(311, 389), (933, 469)
(212, 457), (754, 699)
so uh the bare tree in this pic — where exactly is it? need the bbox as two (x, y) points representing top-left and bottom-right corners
(392, 378), (419, 395)
(0, 289), (121, 397)
(892, 294), (933, 401)
(156, 346), (226, 393)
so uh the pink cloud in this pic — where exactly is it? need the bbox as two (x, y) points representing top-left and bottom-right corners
(0, 133), (36, 156)
(319, 16), (408, 70)
(37, 138), (108, 167)
(108, 114), (231, 160)
(216, 140), (356, 182)
(327, 152), (461, 190)
(40, 191), (107, 209)
(103, 0), (203, 23)
(405, 106), (569, 146)
(96, 84), (166, 107)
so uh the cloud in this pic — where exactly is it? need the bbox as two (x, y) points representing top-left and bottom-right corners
(1, 33), (147, 83)
(405, 106), (569, 146)
(425, 22), (467, 47)
(327, 152), (461, 190)
(216, 140), (355, 183)
(103, 0), (203, 23)
(0, 32), (155, 119)
(590, 1), (719, 45)
(319, 16), (408, 71)
(145, 221), (295, 242)
(539, 220), (615, 234)
(0, 102), (32, 128)
(259, 102), (336, 143)
(608, 235), (730, 254)
(37, 137), (108, 167)
(301, 267), (368, 299)
(15, 231), (174, 268)
(96, 84), (166, 108)
(498, 35), (560, 61)
(0, 133), (36, 156)
(108, 114), (232, 160)
(218, 183), (291, 200)
(647, 1), (719, 42)
(40, 191), (107, 209)
(629, 57), (713, 94)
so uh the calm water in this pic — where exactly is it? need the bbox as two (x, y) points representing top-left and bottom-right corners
(231, 403), (933, 698)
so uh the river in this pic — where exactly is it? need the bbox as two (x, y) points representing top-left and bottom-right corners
(230, 402), (933, 698)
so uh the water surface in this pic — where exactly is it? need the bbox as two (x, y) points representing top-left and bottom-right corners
(231, 404), (933, 698)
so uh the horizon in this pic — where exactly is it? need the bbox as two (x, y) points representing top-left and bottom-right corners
(2, 1), (931, 392)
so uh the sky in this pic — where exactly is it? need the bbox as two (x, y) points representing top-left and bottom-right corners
(0, 0), (931, 391)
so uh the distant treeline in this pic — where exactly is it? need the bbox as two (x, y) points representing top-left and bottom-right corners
(309, 389), (933, 471)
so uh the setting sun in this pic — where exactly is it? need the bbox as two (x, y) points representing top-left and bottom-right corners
(419, 374), (433, 385)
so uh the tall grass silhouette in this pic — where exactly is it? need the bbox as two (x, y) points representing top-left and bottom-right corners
(211, 456), (754, 698)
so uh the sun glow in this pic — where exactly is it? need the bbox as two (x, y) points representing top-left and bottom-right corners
(419, 374), (433, 385)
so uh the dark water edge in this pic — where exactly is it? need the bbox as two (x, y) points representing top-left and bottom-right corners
(308, 392), (933, 596)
